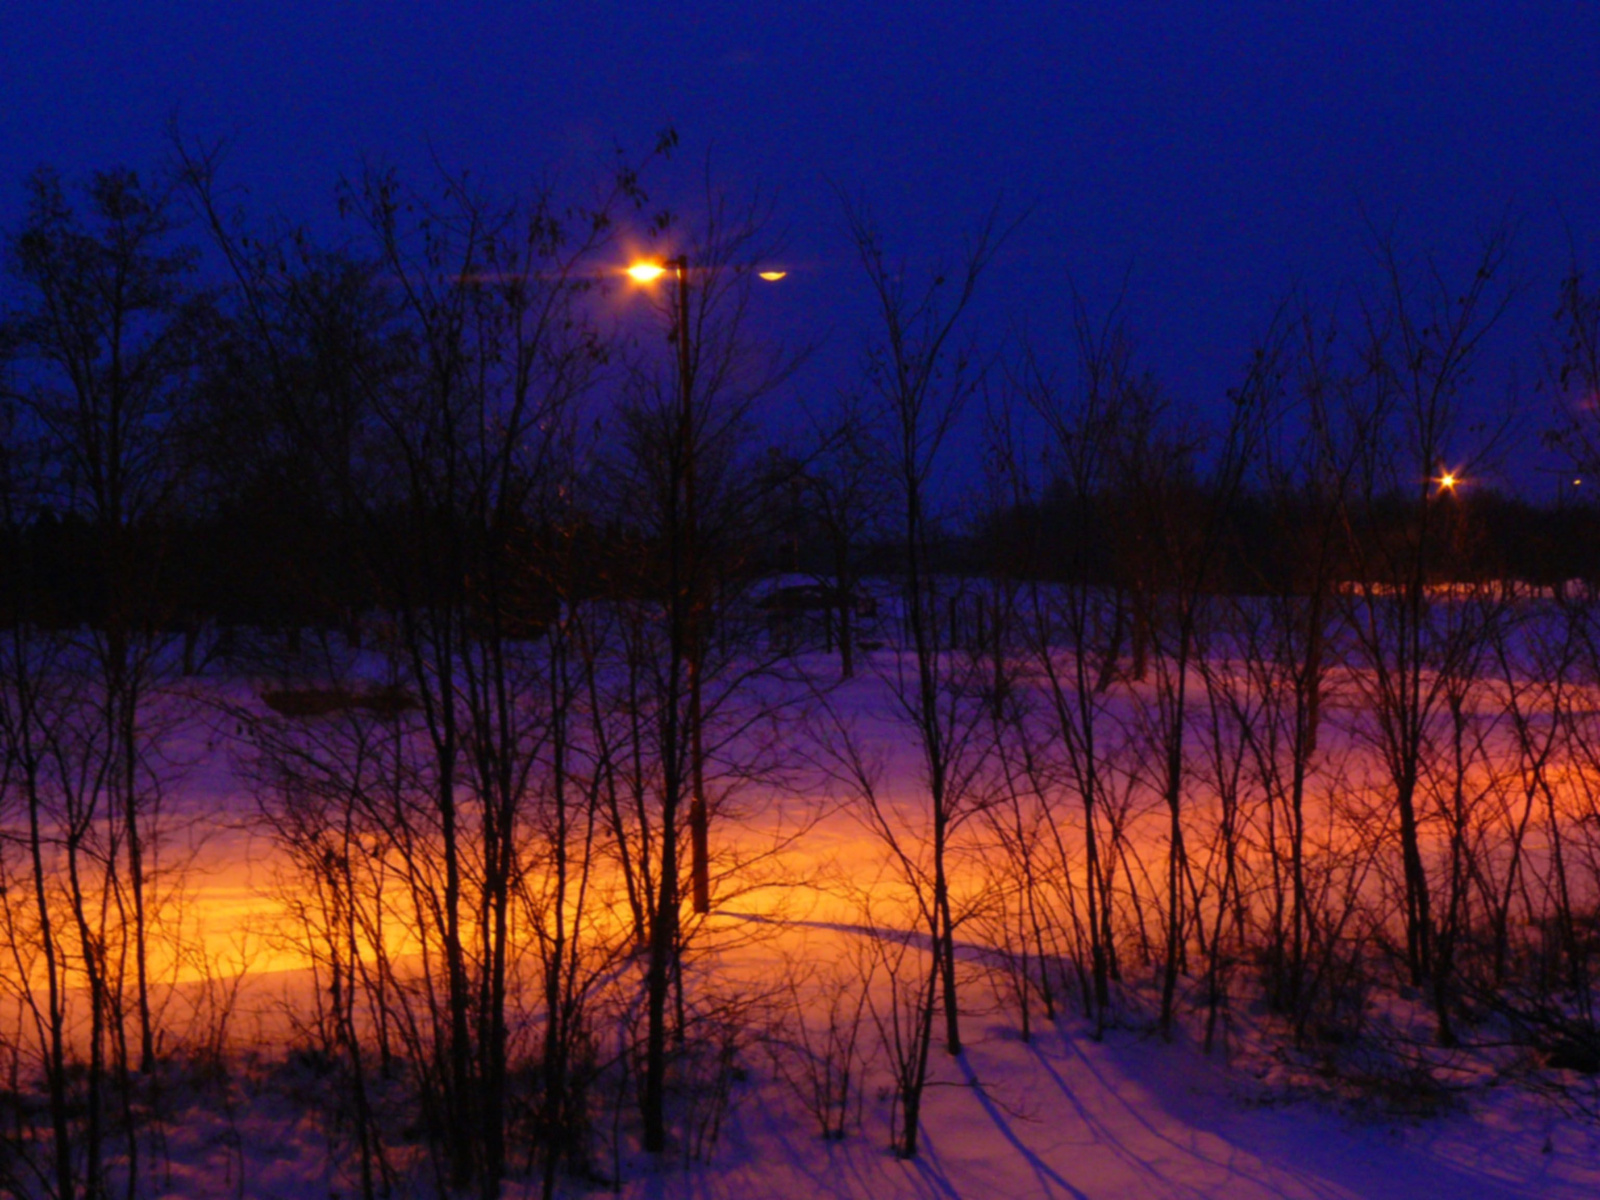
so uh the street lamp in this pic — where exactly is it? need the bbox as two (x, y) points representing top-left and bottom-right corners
(627, 254), (708, 915)
(626, 255), (785, 916)
(625, 250), (784, 1154)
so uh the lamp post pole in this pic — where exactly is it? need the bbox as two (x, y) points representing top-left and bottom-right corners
(629, 249), (780, 1150)
(671, 255), (712, 917)
(629, 250), (779, 918)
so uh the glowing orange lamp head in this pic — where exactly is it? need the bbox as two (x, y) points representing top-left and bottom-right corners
(629, 258), (786, 284)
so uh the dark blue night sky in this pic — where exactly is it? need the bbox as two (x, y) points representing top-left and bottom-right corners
(5, 2), (1599, 486)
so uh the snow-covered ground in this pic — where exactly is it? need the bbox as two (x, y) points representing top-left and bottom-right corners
(10, 638), (1600, 1200)
(595, 1013), (1599, 1200)
(138, 927), (1600, 1200)
(146, 833), (1600, 1198)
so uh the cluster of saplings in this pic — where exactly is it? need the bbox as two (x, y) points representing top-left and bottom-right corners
(3, 137), (1600, 1200)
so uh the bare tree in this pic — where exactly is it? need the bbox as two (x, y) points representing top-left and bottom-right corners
(0, 399), (84, 1200)
(1223, 302), (1361, 1039)
(1335, 230), (1518, 1046)
(1005, 310), (1149, 1028)
(813, 196), (1018, 1159)
(184, 136), (640, 1193)
(1114, 337), (1277, 1038)
(797, 394), (894, 680)
(591, 169), (807, 1157)
(2, 165), (208, 1087)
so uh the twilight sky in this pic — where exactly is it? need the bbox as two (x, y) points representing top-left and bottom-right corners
(5, 2), (1599, 486)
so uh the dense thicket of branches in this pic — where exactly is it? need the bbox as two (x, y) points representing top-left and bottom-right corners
(6, 149), (1600, 1200)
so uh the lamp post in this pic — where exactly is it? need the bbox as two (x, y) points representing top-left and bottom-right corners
(627, 250), (783, 1152)
(628, 254), (711, 915)
(627, 253), (786, 917)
